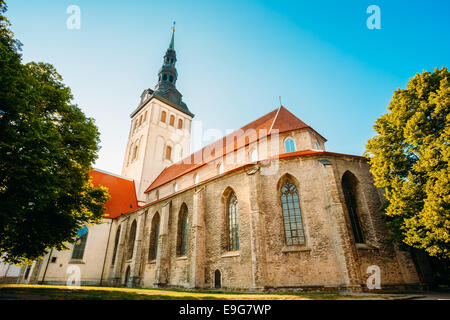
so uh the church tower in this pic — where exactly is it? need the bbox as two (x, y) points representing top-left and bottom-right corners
(121, 25), (194, 200)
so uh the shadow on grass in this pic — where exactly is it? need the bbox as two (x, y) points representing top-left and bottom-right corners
(0, 287), (222, 300)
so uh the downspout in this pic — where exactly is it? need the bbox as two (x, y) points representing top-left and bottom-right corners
(40, 248), (53, 284)
(100, 219), (113, 286)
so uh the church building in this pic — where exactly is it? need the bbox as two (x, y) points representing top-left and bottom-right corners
(8, 29), (423, 292)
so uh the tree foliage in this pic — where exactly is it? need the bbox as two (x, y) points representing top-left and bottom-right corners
(365, 67), (449, 259)
(0, 1), (109, 264)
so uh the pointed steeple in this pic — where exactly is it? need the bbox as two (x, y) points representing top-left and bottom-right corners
(155, 23), (178, 92)
(168, 22), (175, 50)
(145, 23), (193, 117)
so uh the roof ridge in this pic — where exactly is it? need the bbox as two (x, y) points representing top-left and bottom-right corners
(268, 106), (282, 135)
(92, 168), (135, 182)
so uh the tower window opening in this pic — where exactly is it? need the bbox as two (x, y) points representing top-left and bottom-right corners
(166, 146), (172, 161)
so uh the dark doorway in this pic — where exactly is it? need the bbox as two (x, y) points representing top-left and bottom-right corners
(214, 270), (221, 289)
(124, 266), (131, 287)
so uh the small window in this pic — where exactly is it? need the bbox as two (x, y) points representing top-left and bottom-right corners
(169, 115), (175, 126)
(174, 183), (178, 193)
(169, 75), (174, 83)
(144, 111), (148, 122)
(161, 111), (167, 123)
(155, 190), (159, 200)
(218, 163), (224, 175)
(51, 257), (57, 263)
(285, 138), (296, 153)
(178, 119), (183, 129)
(163, 74), (167, 81)
(194, 173), (199, 185)
(166, 146), (172, 161)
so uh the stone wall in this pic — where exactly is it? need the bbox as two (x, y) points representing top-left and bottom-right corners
(106, 153), (421, 292)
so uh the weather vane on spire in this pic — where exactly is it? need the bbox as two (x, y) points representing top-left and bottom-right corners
(172, 21), (176, 33)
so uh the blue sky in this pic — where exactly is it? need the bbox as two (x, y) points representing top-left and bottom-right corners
(5, 0), (450, 174)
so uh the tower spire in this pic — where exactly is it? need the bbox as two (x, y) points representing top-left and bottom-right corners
(169, 21), (175, 50)
(155, 23), (178, 92)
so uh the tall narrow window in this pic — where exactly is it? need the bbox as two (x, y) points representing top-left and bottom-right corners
(194, 173), (199, 185)
(342, 171), (364, 244)
(72, 225), (88, 260)
(227, 192), (239, 251)
(218, 163), (224, 175)
(170, 115), (175, 126)
(178, 119), (183, 129)
(161, 111), (167, 123)
(149, 213), (160, 261)
(281, 181), (305, 245)
(127, 220), (137, 260)
(285, 138), (296, 153)
(177, 204), (189, 256)
(111, 226), (121, 265)
(166, 146), (172, 161)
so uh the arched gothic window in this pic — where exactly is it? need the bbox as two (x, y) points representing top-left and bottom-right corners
(149, 213), (160, 261)
(284, 138), (296, 153)
(177, 204), (189, 256)
(127, 220), (137, 260)
(342, 171), (364, 244)
(281, 181), (305, 245)
(111, 226), (121, 265)
(72, 225), (88, 260)
(227, 192), (239, 251)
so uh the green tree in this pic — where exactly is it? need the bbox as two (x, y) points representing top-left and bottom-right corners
(0, 1), (109, 264)
(365, 67), (449, 259)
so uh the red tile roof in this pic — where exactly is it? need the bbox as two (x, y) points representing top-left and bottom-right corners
(90, 169), (139, 219)
(144, 106), (326, 193)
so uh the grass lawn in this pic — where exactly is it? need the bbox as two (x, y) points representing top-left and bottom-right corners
(0, 284), (408, 300)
